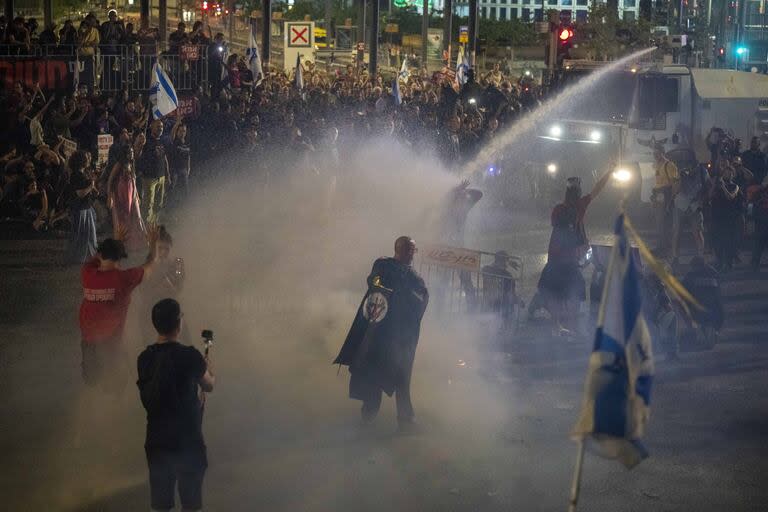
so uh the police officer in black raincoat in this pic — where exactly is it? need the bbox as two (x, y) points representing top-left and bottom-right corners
(334, 236), (428, 431)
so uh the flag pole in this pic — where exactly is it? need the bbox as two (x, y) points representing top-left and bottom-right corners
(567, 213), (623, 512)
(567, 440), (586, 512)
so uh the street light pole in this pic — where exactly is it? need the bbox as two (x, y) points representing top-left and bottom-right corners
(443, 0), (453, 67)
(422, 0), (429, 70)
(262, 0), (271, 69)
(468, 0), (478, 66)
(370, 0), (380, 75)
(159, 0), (168, 47)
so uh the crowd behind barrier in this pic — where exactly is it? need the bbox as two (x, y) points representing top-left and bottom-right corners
(2, 13), (768, 277)
(0, 15), (546, 248)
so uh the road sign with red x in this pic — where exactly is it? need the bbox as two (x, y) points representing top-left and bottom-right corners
(287, 23), (312, 48)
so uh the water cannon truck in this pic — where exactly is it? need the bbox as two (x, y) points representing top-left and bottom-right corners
(536, 62), (768, 204)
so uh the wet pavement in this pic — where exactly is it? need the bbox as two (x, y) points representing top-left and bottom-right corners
(1, 208), (768, 512)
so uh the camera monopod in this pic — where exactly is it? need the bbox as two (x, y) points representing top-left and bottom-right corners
(199, 329), (214, 413)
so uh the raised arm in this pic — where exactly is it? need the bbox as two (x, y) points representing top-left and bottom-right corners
(590, 166), (614, 199)
(140, 224), (160, 278)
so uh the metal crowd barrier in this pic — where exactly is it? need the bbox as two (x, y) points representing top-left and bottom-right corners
(417, 246), (525, 332)
(0, 43), (209, 93)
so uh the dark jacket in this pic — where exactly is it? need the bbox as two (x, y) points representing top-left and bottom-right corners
(334, 257), (428, 397)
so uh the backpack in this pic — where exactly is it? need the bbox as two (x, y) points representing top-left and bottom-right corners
(140, 348), (180, 416)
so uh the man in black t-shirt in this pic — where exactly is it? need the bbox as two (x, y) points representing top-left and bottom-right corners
(135, 120), (170, 224)
(137, 299), (215, 512)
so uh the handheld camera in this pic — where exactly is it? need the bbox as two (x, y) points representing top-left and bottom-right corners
(201, 329), (214, 357)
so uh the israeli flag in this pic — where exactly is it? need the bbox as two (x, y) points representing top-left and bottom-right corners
(293, 53), (303, 91)
(455, 46), (469, 87)
(246, 25), (263, 83)
(149, 62), (178, 119)
(72, 57), (80, 93)
(572, 214), (654, 469)
(220, 45), (230, 89)
(392, 77), (402, 106)
(398, 58), (409, 81)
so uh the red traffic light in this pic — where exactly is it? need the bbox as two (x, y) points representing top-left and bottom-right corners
(558, 27), (574, 41)
(202, 0), (209, 9)
(718, 47), (725, 55)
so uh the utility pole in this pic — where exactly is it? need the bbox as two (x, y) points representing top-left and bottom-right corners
(422, 0), (429, 70)
(443, 0), (453, 67)
(358, 0), (366, 44)
(227, 0), (235, 45)
(468, 0), (478, 66)
(43, 0), (52, 30)
(262, 0), (271, 69)
(159, 0), (167, 47)
(370, 0), (380, 75)
(325, 0), (333, 44)
(4, 0), (13, 23)
(140, 0), (150, 29)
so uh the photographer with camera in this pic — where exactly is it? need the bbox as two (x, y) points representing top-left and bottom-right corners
(137, 299), (215, 512)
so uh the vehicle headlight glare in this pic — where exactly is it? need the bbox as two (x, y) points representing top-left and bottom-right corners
(613, 168), (632, 182)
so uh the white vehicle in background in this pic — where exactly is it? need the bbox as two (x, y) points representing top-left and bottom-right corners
(539, 63), (768, 202)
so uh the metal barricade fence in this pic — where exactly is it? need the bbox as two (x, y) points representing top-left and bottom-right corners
(0, 43), (209, 93)
(417, 246), (525, 331)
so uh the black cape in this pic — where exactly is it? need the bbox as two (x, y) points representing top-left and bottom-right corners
(334, 258), (428, 399)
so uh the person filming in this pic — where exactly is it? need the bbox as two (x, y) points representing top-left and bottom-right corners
(137, 299), (215, 512)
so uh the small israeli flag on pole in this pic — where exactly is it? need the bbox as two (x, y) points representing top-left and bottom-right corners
(246, 24), (263, 83)
(392, 77), (402, 106)
(293, 53), (304, 91)
(568, 213), (655, 511)
(149, 61), (179, 119)
(398, 57), (409, 81)
(455, 45), (469, 88)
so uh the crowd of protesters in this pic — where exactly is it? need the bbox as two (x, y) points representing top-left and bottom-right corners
(0, 11), (167, 56)
(3, 13), (768, 277)
(652, 129), (768, 273)
(0, 15), (546, 261)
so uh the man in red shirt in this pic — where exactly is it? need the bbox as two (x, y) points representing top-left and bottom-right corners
(79, 234), (158, 390)
(535, 168), (612, 335)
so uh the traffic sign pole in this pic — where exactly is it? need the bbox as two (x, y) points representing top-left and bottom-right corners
(262, 0), (271, 69)
(468, 0), (478, 66)
(443, 0), (453, 67)
(370, 0), (379, 76)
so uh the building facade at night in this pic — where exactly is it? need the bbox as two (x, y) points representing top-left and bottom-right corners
(452, 0), (641, 21)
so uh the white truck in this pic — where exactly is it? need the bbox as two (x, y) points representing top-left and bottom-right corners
(538, 64), (768, 202)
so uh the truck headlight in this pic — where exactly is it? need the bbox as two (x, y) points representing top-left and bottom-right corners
(589, 129), (602, 142)
(547, 163), (558, 174)
(612, 168), (632, 183)
(549, 124), (562, 138)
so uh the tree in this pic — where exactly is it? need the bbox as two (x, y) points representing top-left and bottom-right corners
(578, 2), (650, 60)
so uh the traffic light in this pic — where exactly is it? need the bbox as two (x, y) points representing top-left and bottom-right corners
(202, 0), (209, 10)
(557, 25), (574, 64)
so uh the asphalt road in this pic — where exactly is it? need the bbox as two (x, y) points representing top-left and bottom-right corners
(1, 199), (767, 512)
